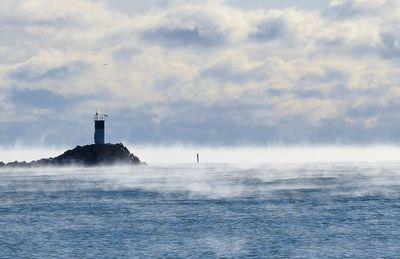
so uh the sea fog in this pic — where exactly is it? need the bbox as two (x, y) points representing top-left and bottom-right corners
(1, 146), (400, 257)
(2, 145), (400, 164)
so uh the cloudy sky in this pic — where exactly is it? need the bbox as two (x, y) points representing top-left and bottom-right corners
(1, 0), (400, 147)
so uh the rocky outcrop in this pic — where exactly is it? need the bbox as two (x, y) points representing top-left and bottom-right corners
(0, 143), (143, 167)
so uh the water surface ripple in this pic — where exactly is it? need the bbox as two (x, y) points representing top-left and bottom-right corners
(1, 163), (400, 258)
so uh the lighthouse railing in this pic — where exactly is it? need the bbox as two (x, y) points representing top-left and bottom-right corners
(94, 113), (106, 121)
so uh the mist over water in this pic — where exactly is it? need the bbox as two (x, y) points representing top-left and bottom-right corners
(1, 160), (400, 257)
(2, 145), (400, 164)
(132, 145), (400, 164)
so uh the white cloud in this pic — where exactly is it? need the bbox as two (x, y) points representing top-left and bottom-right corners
(1, 0), (400, 144)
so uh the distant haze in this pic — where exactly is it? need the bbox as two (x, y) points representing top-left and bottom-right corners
(2, 145), (400, 164)
(1, 0), (399, 146)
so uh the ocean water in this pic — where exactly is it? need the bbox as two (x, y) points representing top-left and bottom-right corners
(1, 163), (400, 258)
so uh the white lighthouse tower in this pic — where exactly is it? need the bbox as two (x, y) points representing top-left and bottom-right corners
(94, 112), (107, 144)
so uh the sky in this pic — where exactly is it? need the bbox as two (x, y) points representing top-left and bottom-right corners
(1, 0), (400, 147)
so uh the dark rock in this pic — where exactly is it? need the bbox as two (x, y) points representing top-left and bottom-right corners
(6, 160), (29, 167)
(1, 143), (143, 167)
(52, 143), (142, 166)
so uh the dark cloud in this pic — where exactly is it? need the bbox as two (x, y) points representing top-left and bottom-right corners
(263, 69), (348, 99)
(328, 84), (353, 99)
(9, 61), (90, 82)
(295, 89), (325, 98)
(8, 88), (70, 109)
(250, 18), (287, 42)
(153, 76), (180, 92)
(300, 69), (347, 85)
(3, 98), (400, 146)
(326, 32), (400, 61)
(0, 117), (92, 147)
(114, 103), (282, 145)
(125, 101), (400, 145)
(141, 12), (227, 48)
(200, 63), (267, 84)
(295, 69), (349, 98)
(347, 101), (399, 119)
(325, 0), (377, 19)
(316, 37), (345, 48)
(265, 88), (286, 97)
(344, 32), (400, 61)
(142, 26), (226, 48)
(113, 47), (141, 63)
(378, 32), (400, 60)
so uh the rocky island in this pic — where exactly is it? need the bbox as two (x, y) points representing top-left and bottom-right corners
(0, 143), (143, 167)
(0, 113), (144, 167)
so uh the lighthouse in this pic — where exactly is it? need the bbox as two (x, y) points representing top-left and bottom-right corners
(94, 112), (107, 144)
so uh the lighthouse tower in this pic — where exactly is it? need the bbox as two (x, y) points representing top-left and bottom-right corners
(94, 112), (107, 144)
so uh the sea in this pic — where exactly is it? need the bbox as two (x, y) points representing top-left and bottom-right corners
(1, 160), (400, 258)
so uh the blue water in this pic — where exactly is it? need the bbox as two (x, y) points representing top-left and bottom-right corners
(1, 163), (400, 258)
